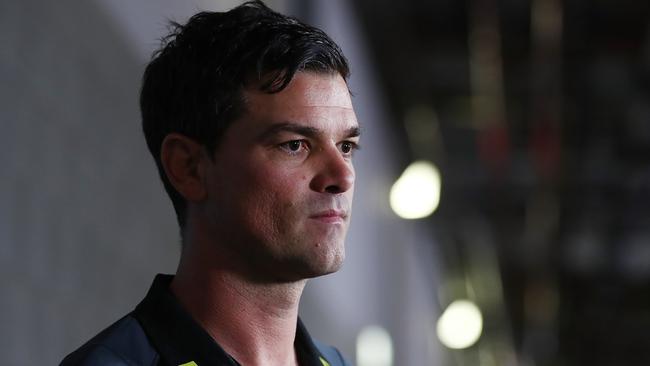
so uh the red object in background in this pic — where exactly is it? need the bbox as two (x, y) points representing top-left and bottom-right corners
(477, 122), (511, 177)
(530, 116), (561, 180)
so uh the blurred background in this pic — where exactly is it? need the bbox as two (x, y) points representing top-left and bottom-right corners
(1, 0), (649, 365)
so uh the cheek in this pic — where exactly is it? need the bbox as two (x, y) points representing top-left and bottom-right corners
(251, 164), (305, 196)
(243, 168), (300, 227)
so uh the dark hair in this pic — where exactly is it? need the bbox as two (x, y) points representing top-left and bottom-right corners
(140, 0), (350, 231)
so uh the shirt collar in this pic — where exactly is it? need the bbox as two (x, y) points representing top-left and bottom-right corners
(134, 274), (328, 366)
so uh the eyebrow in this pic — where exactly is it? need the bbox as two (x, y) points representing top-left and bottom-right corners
(258, 122), (361, 141)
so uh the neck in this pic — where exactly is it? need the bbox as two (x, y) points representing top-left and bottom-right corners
(170, 232), (307, 366)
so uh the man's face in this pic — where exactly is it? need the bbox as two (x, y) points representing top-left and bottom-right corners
(202, 72), (359, 282)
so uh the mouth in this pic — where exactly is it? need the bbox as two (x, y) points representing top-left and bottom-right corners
(309, 209), (348, 224)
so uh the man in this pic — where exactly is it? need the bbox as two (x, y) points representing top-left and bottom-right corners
(60, 1), (358, 365)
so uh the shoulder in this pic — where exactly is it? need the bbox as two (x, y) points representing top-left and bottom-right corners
(60, 314), (159, 366)
(313, 339), (353, 366)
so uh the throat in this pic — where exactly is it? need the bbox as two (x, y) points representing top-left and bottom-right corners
(170, 267), (307, 366)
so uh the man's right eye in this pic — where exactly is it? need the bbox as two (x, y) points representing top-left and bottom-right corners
(287, 141), (302, 151)
(279, 140), (308, 155)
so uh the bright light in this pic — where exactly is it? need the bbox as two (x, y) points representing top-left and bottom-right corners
(356, 325), (393, 366)
(436, 300), (483, 349)
(390, 161), (441, 219)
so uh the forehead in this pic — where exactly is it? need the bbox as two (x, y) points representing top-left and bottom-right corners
(242, 72), (355, 127)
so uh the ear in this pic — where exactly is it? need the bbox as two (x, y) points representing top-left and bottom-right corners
(160, 133), (209, 202)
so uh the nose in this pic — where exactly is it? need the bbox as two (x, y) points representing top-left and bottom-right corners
(310, 147), (355, 194)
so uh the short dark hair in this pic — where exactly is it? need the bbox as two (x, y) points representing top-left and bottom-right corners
(140, 0), (350, 231)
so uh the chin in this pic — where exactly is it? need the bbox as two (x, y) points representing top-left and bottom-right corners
(300, 247), (346, 279)
(273, 244), (344, 282)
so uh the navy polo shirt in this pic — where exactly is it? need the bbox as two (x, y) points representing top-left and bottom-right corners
(60, 274), (350, 366)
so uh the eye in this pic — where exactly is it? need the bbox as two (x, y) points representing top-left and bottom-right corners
(279, 140), (308, 155)
(287, 140), (302, 152)
(340, 142), (353, 154)
(339, 141), (359, 156)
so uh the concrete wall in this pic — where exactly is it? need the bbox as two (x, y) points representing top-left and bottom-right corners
(0, 1), (178, 364)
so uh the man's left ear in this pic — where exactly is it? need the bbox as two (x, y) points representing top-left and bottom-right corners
(159, 133), (209, 203)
